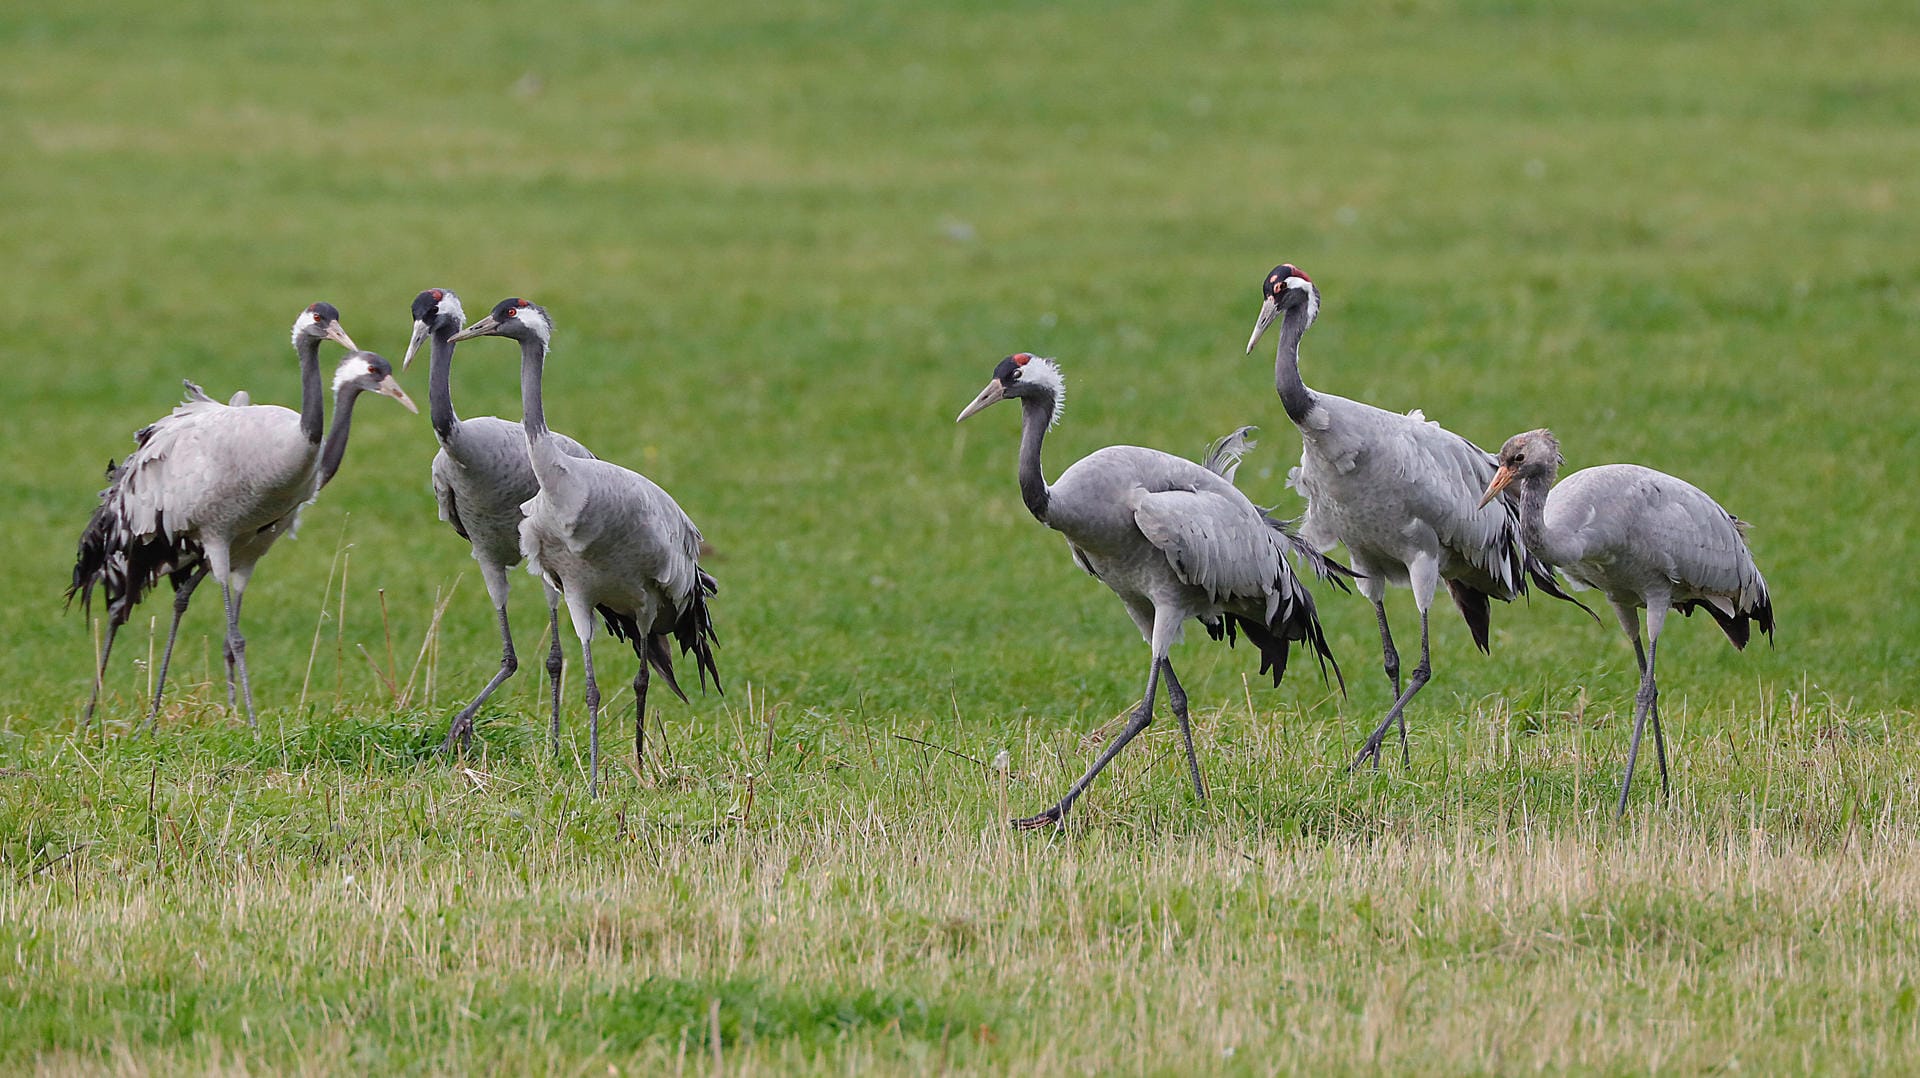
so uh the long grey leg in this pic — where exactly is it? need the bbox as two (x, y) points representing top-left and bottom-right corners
(582, 638), (600, 799)
(221, 579), (256, 727)
(1373, 599), (1402, 697)
(1351, 607), (1431, 771)
(442, 605), (518, 753)
(633, 656), (651, 776)
(144, 568), (208, 732)
(1162, 659), (1205, 802)
(1617, 601), (1669, 817)
(82, 619), (122, 727)
(1015, 657), (1160, 830)
(546, 588), (565, 758)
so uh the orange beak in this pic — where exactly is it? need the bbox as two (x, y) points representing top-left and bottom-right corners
(1477, 464), (1517, 509)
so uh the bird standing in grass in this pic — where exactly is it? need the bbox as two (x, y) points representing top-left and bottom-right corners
(1246, 264), (1590, 770)
(1479, 428), (1773, 815)
(451, 299), (719, 797)
(403, 289), (596, 754)
(69, 303), (414, 727)
(957, 353), (1341, 830)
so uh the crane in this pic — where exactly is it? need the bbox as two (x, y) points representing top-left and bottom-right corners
(449, 299), (720, 796)
(1246, 263), (1592, 769)
(69, 304), (414, 728)
(402, 288), (597, 754)
(957, 353), (1341, 830)
(1479, 428), (1773, 815)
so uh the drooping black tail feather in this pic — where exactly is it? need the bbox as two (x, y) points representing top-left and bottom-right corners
(595, 570), (722, 700)
(1526, 555), (1598, 623)
(67, 458), (203, 629)
(1446, 580), (1493, 655)
(1262, 514), (1356, 594)
(1208, 592), (1345, 696)
(1680, 592), (1774, 651)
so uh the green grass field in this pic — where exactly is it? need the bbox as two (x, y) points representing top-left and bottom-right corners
(5, 0), (1920, 1071)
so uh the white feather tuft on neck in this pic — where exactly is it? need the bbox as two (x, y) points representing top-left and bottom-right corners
(331, 354), (376, 393)
(517, 305), (554, 347)
(1286, 276), (1319, 328)
(1019, 355), (1066, 429)
(291, 310), (320, 349)
(437, 292), (466, 327)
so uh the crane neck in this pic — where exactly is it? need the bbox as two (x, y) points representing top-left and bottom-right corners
(518, 335), (550, 443)
(296, 334), (326, 445)
(1272, 305), (1317, 427)
(1017, 393), (1053, 522)
(427, 327), (460, 442)
(1511, 468), (1573, 566)
(317, 382), (364, 489)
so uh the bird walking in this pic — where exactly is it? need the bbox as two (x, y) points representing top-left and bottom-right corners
(1479, 428), (1773, 815)
(1245, 263), (1591, 770)
(957, 353), (1340, 830)
(450, 299), (719, 797)
(69, 304), (415, 727)
(403, 289), (597, 754)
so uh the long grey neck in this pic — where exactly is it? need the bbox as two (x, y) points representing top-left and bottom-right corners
(1513, 469), (1572, 565)
(296, 335), (325, 445)
(317, 384), (362, 489)
(1017, 394), (1053, 522)
(519, 335), (549, 442)
(1273, 307), (1317, 426)
(428, 328), (460, 442)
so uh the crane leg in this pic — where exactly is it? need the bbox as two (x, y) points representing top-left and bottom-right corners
(545, 588), (565, 758)
(144, 568), (208, 733)
(219, 579), (257, 729)
(1617, 603), (1668, 817)
(442, 607), (517, 754)
(1351, 607), (1430, 772)
(1161, 659), (1205, 802)
(633, 659), (651, 779)
(1014, 652), (1161, 830)
(82, 618), (123, 728)
(1372, 599), (1402, 698)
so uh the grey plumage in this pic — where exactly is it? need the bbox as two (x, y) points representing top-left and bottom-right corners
(1481, 428), (1773, 814)
(404, 289), (597, 753)
(1247, 263), (1591, 769)
(957, 353), (1339, 830)
(451, 298), (719, 797)
(68, 305), (415, 727)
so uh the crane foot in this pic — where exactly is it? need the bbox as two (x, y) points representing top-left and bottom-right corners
(1011, 806), (1067, 831)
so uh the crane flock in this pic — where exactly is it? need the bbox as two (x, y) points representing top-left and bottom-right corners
(68, 266), (1774, 818)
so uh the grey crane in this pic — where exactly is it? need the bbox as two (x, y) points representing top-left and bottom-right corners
(449, 299), (720, 797)
(69, 304), (416, 728)
(402, 288), (597, 754)
(1246, 264), (1591, 769)
(957, 353), (1341, 830)
(1479, 428), (1773, 815)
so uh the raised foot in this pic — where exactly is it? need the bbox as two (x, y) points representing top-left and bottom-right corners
(1011, 806), (1066, 831)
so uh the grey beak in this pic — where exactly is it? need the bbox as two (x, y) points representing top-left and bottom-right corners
(448, 316), (499, 343)
(1245, 295), (1278, 355)
(326, 322), (361, 353)
(401, 320), (431, 370)
(956, 379), (1008, 422)
(377, 375), (419, 414)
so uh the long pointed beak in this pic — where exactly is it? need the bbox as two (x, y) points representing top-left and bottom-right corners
(448, 316), (499, 343)
(1477, 465), (1517, 509)
(956, 379), (1007, 422)
(1245, 295), (1279, 355)
(401, 320), (431, 370)
(326, 323), (360, 352)
(376, 375), (418, 413)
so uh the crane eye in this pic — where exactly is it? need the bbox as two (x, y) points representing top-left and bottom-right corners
(1512, 453), (1526, 464)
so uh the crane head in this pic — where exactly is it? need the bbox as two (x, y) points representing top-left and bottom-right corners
(1479, 428), (1562, 508)
(292, 302), (358, 353)
(332, 351), (418, 413)
(403, 288), (467, 370)
(956, 353), (1065, 428)
(1245, 264), (1318, 354)
(450, 297), (553, 347)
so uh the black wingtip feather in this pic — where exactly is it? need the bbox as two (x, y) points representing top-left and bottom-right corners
(594, 571), (723, 701)
(1446, 580), (1493, 655)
